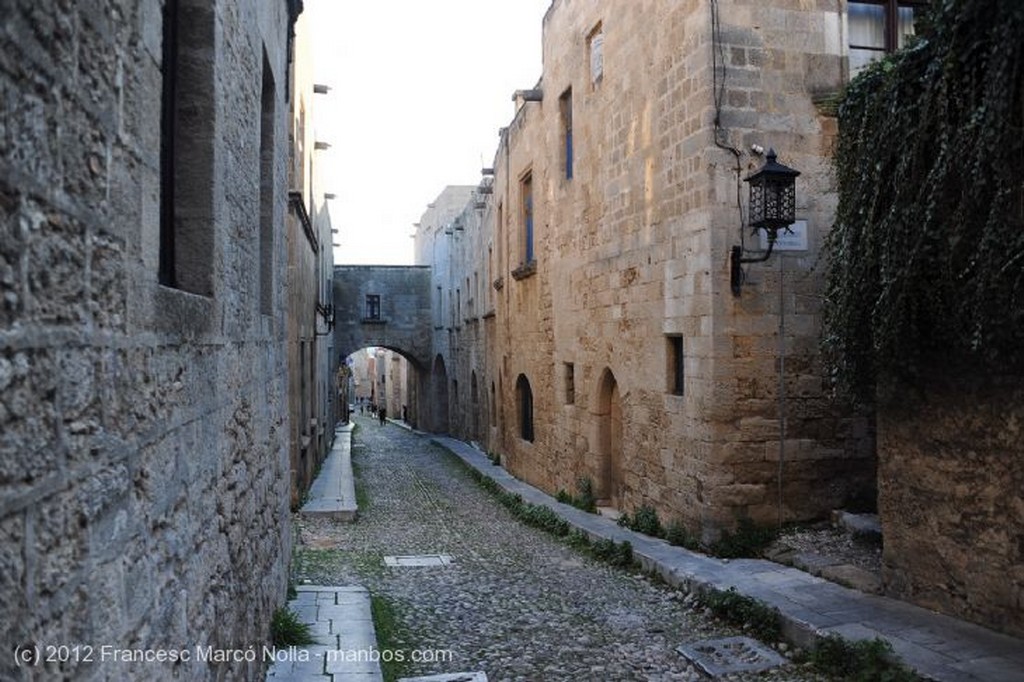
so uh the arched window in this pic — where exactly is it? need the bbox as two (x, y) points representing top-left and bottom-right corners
(515, 374), (534, 442)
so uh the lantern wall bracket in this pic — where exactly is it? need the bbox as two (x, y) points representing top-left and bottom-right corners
(731, 233), (777, 297)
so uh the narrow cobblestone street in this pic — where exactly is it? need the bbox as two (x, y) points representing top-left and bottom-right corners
(292, 416), (824, 681)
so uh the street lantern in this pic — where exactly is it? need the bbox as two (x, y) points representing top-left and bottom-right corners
(745, 148), (800, 234)
(731, 148), (801, 296)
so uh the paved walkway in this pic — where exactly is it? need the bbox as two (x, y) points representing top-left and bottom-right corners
(291, 415), (823, 682)
(301, 423), (357, 521)
(266, 585), (382, 682)
(433, 435), (1024, 682)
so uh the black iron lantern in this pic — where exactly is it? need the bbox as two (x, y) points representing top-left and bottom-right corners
(745, 148), (800, 234)
(731, 149), (801, 296)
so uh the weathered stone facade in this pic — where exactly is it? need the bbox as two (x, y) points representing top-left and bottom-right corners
(878, 375), (1024, 638)
(1, 1), (298, 679)
(413, 186), (494, 438)
(286, 8), (337, 508)
(411, 0), (875, 542)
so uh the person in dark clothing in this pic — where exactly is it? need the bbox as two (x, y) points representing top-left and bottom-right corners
(378, 405), (387, 426)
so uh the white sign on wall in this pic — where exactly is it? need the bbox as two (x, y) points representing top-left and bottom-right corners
(759, 219), (808, 251)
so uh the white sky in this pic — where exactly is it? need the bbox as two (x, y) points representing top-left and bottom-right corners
(307, 0), (552, 265)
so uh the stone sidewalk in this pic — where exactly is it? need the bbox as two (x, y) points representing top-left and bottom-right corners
(301, 423), (357, 521)
(432, 435), (1024, 682)
(266, 585), (382, 682)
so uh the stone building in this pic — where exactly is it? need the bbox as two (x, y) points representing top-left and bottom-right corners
(412, 186), (493, 437)
(1, 1), (301, 679)
(418, 0), (888, 541)
(285, 7), (338, 508)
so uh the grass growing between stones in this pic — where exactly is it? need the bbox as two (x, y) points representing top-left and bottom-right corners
(708, 518), (779, 558)
(371, 594), (413, 682)
(270, 607), (315, 647)
(808, 635), (922, 681)
(555, 476), (598, 513)
(697, 586), (783, 642)
(446, 451), (641, 571)
(292, 548), (386, 582)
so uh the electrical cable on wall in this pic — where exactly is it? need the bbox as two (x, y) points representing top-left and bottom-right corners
(710, 0), (746, 252)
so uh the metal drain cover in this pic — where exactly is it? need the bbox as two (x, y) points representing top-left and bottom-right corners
(383, 554), (454, 567)
(677, 636), (787, 677)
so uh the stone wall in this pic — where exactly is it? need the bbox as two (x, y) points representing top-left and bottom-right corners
(332, 265), (434, 368)
(412, 186), (492, 436)
(481, 0), (873, 540)
(878, 376), (1024, 638)
(286, 8), (337, 508)
(0, 1), (295, 679)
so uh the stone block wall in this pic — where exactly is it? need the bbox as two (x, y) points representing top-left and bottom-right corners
(483, 0), (873, 539)
(878, 376), (1024, 638)
(1, 1), (294, 679)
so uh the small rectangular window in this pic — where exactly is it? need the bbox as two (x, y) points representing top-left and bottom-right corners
(564, 362), (575, 404)
(365, 294), (381, 320)
(588, 23), (604, 87)
(560, 88), (573, 180)
(521, 172), (534, 263)
(668, 336), (684, 395)
(436, 286), (443, 327)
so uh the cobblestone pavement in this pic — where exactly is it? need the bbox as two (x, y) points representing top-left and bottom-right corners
(293, 416), (828, 681)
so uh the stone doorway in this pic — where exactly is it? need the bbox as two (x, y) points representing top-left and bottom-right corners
(596, 369), (624, 509)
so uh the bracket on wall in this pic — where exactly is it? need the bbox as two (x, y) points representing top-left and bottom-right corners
(730, 236), (777, 296)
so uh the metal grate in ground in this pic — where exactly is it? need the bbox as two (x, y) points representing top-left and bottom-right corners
(676, 635), (788, 677)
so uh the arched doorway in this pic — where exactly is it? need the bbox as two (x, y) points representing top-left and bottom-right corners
(515, 374), (534, 442)
(596, 368), (624, 509)
(432, 354), (450, 433)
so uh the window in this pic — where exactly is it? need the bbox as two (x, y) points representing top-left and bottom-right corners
(560, 88), (573, 180)
(848, 1), (925, 75)
(365, 294), (381, 320)
(521, 172), (534, 263)
(668, 336), (684, 395)
(516, 374), (534, 442)
(588, 23), (604, 87)
(159, 0), (216, 295)
(436, 286), (443, 327)
(258, 52), (275, 315)
(564, 362), (575, 404)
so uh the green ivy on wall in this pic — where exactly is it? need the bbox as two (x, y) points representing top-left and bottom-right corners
(824, 0), (1024, 405)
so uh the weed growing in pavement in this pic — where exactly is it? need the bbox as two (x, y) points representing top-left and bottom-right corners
(618, 504), (664, 538)
(709, 517), (778, 558)
(352, 455), (370, 510)
(698, 587), (782, 642)
(809, 635), (921, 681)
(664, 519), (700, 549)
(270, 607), (315, 647)
(371, 594), (413, 682)
(556, 477), (598, 513)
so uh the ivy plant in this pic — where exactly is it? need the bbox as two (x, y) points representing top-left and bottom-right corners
(824, 0), (1024, 405)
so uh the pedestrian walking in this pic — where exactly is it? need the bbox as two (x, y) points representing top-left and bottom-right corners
(378, 405), (387, 426)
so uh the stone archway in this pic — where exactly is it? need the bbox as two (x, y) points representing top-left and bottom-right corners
(432, 354), (450, 433)
(596, 368), (624, 509)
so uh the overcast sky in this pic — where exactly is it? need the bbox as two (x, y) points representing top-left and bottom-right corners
(307, 0), (552, 265)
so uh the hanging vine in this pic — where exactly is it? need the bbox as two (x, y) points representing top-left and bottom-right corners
(823, 0), (1024, 405)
